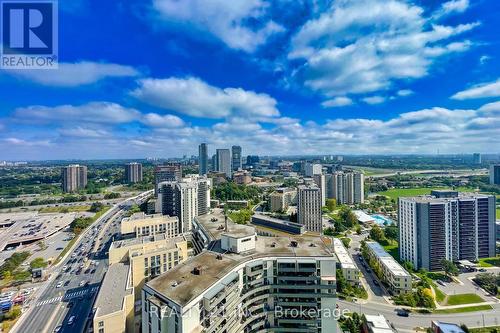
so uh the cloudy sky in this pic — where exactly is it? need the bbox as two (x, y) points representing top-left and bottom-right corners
(1, 0), (499, 160)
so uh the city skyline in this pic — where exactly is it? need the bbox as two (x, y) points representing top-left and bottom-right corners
(0, 0), (499, 160)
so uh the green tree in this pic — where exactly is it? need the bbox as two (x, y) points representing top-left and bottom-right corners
(369, 225), (385, 243)
(325, 198), (337, 212)
(441, 259), (459, 277)
(384, 225), (398, 241)
(30, 258), (48, 270)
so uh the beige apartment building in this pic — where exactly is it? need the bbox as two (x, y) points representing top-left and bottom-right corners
(94, 217), (188, 333)
(109, 234), (188, 299)
(120, 212), (180, 239)
(93, 263), (134, 333)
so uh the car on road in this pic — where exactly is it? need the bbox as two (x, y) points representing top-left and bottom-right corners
(396, 308), (410, 317)
(79, 280), (87, 287)
(53, 325), (62, 332)
(437, 280), (446, 286)
(56, 282), (63, 288)
(64, 280), (70, 286)
(90, 269), (96, 274)
(373, 280), (379, 286)
(479, 268), (487, 272)
(68, 315), (76, 325)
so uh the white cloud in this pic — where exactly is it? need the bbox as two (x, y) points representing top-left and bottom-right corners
(288, 0), (478, 98)
(321, 97), (353, 108)
(2, 100), (499, 159)
(3, 137), (51, 146)
(362, 96), (385, 105)
(58, 127), (110, 138)
(397, 89), (414, 97)
(131, 77), (280, 119)
(13, 102), (141, 124)
(6, 61), (139, 87)
(141, 113), (185, 128)
(433, 0), (469, 19)
(479, 55), (491, 65)
(452, 79), (500, 100)
(152, 0), (283, 52)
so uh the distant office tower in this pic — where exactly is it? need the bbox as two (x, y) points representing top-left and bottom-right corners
(198, 143), (208, 175)
(154, 163), (182, 196)
(297, 185), (322, 233)
(472, 153), (481, 164)
(157, 181), (198, 233)
(124, 162), (143, 183)
(490, 164), (500, 185)
(231, 145), (242, 171)
(313, 173), (326, 206)
(305, 163), (322, 177)
(61, 164), (87, 193)
(399, 191), (496, 271)
(246, 155), (259, 167)
(326, 171), (364, 204)
(216, 149), (231, 178)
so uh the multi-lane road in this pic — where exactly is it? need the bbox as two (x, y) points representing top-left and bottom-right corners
(12, 191), (152, 333)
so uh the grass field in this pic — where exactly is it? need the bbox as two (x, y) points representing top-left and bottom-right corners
(39, 205), (90, 213)
(497, 208), (500, 219)
(478, 257), (500, 267)
(376, 187), (476, 200)
(382, 243), (399, 261)
(444, 293), (485, 306)
(433, 304), (492, 314)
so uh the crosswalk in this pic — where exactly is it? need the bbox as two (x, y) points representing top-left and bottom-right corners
(35, 286), (99, 307)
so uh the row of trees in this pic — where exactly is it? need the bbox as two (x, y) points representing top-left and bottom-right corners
(212, 182), (262, 203)
(473, 273), (500, 296)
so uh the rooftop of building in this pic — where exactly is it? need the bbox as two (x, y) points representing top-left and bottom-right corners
(399, 191), (493, 203)
(251, 214), (303, 228)
(366, 242), (410, 277)
(364, 314), (395, 333)
(147, 234), (334, 307)
(195, 209), (255, 241)
(353, 210), (375, 223)
(121, 212), (178, 224)
(332, 238), (356, 269)
(432, 321), (466, 333)
(94, 262), (132, 318)
(110, 233), (186, 251)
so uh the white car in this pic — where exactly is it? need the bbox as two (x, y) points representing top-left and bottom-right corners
(79, 280), (86, 287)
(56, 282), (63, 288)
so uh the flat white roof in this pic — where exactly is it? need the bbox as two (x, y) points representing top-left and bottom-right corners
(332, 238), (356, 269)
(366, 242), (410, 278)
(365, 314), (393, 333)
(353, 210), (375, 223)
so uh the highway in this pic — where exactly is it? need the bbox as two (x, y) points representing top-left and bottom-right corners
(12, 190), (152, 333)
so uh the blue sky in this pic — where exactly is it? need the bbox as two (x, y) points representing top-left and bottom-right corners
(0, 0), (499, 160)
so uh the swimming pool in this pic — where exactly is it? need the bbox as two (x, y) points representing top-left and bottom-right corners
(371, 214), (394, 226)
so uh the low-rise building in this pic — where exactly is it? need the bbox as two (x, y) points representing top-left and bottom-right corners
(225, 200), (249, 210)
(431, 321), (466, 333)
(251, 214), (305, 235)
(365, 242), (411, 294)
(120, 213), (180, 239)
(362, 314), (396, 333)
(333, 238), (360, 285)
(232, 170), (252, 184)
(93, 263), (134, 333)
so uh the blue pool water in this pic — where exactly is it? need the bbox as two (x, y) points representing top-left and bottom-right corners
(371, 214), (394, 226)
